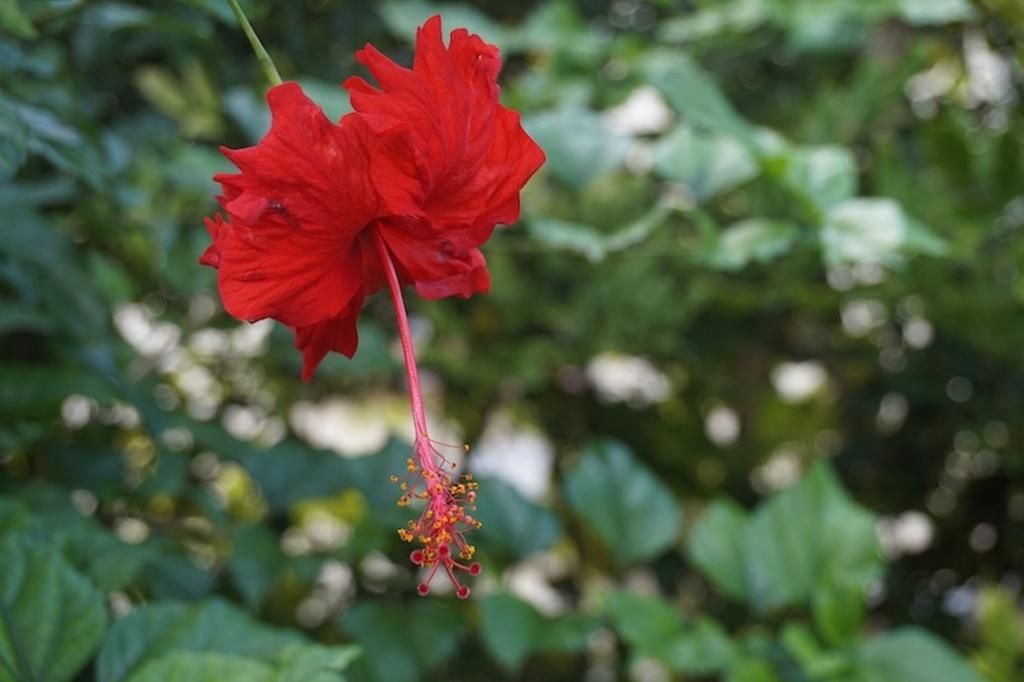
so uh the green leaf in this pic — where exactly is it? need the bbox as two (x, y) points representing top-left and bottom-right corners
(646, 51), (756, 149)
(564, 440), (681, 564)
(228, 524), (287, 610)
(688, 462), (881, 613)
(664, 616), (737, 675)
(473, 478), (562, 561)
(0, 532), (108, 682)
(781, 622), (850, 678)
(687, 500), (749, 601)
(95, 600), (304, 682)
(142, 549), (217, 601)
(0, 95), (28, 179)
(972, 585), (1024, 679)
(479, 593), (544, 670)
(821, 198), (947, 266)
(726, 658), (781, 682)
(813, 581), (867, 645)
(653, 124), (758, 201)
(529, 202), (673, 262)
(0, 499), (34, 535)
(127, 652), (274, 682)
(746, 462), (880, 612)
(0, 0), (36, 39)
(63, 520), (156, 592)
(537, 613), (601, 653)
(479, 593), (594, 671)
(524, 107), (631, 188)
(658, 0), (768, 43)
(702, 219), (800, 270)
(853, 628), (983, 682)
(271, 643), (360, 682)
(897, 0), (976, 25)
(604, 591), (735, 674)
(340, 600), (467, 682)
(106, 632), (355, 682)
(605, 591), (683, 649)
(783, 144), (857, 211)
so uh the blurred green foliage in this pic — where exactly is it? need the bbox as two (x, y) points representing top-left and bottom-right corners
(1, 0), (1023, 680)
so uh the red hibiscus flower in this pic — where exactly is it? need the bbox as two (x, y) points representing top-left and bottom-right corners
(202, 15), (543, 380)
(202, 16), (544, 597)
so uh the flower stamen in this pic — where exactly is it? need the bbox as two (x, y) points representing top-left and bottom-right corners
(372, 227), (483, 597)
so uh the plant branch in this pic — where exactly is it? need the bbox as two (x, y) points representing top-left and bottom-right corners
(225, 0), (282, 87)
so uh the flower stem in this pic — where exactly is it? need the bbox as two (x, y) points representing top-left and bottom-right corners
(371, 228), (430, 440)
(225, 0), (283, 87)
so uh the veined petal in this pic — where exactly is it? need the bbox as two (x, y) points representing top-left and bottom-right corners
(209, 82), (377, 328)
(346, 15), (544, 235)
(199, 215), (224, 268)
(379, 218), (490, 300)
(294, 292), (364, 381)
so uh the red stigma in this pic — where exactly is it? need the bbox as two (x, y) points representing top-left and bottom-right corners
(396, 443), (483, 597)
(374, 220), (482, 599)
(417, 583), (430, 596)
(456, 585), (471, 600)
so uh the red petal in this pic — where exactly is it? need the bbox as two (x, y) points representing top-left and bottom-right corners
(378, 218), (491, 300)
(293, 292), (364, 381)
(211, 83), (376, 328)
(347, 16), (544, 238)
(199, 214), (225, 268)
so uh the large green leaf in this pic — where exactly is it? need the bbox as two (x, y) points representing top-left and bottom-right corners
(564, 440), (681, 564)
(688, 462), (882, 613)
(783, 144), (857, 211)
(524, 107), (631, 188)
(478, 593), (544, 671)
(126, 643), (357, 682)
(701, 219), (800, 270)
(528, 202), (672, 262)
(687, 500), (749, 601)
(473, 477), (562, 561)
(646, 51), (756, 149)
(340, 600), (468, 682)
(604, 591), (736, 674)
(658, 0), (768, 43)
(272, 643), (360, 682)
(95, 600), (304, 682)
(228, 524), (287, 611)
(726, 658), (781, 682)
(127, 652), (274, 682)
(820, 198), (947, 266)
(896, 0), (976, 25)
(653, 124), (758, 201)
(0, 532), (108, 682)
(479, 593), (597, 671)
(852, 628), (983, 682)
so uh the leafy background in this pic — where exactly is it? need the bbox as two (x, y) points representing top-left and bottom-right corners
(1, 0), (1023, 680)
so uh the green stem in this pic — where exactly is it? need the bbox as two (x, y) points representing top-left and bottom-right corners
(225, 0), (282, 87)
